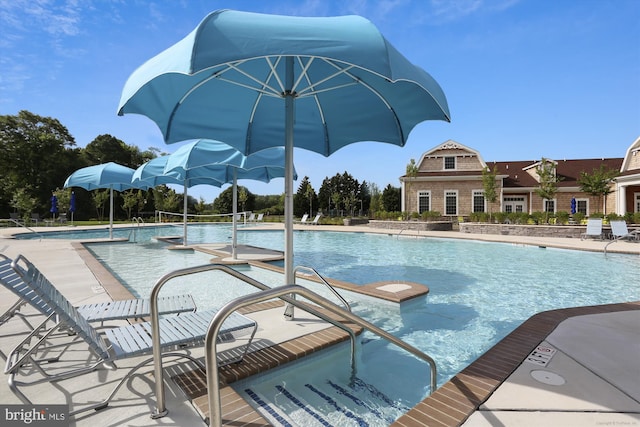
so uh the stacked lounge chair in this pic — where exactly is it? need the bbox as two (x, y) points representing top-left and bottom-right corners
(1, 253), (258, 417)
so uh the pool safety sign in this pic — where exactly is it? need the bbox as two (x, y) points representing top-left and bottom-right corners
(524, 344), (557, 367)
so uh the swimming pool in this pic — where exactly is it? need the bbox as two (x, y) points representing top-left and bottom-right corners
(77, 224), (639, 425)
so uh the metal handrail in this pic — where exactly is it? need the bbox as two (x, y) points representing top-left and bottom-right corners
(284, 265), (352, 320)
(204, 285), (438, 427)
(6, 219), (44, 239)
(148, 263), (358, 419)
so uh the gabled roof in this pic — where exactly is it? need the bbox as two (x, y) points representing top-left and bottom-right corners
(621, 136), (640, 172)
(419, 140), (487, 169)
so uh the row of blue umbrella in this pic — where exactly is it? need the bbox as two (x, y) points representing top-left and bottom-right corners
(64, 140), (294, 256)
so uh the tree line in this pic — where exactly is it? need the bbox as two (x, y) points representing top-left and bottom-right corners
(1, 111), (402, 222)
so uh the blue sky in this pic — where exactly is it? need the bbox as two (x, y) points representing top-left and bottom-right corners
(1, 0), (639, 202)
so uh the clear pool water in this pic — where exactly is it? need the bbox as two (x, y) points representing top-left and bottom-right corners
(32, 225), (640, 426)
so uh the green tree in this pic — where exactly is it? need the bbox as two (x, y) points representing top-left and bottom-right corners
(238, 187), (248, 212)
(534, 158), (561, 223)
(92, 189), (110, 222)
(381, 184), (401, 212)
(122, 189), (146, 219)
(212, 186), (254, 214)
(83, 134), (148, 168)
(481, 165), (499, 220)
(406, 158), (418, 177)
(0, 110), (78, 217)
(577, 164), (620, 214)
(368, 182), (383, 216)
(10, 188), (38, 221)
(293, 176), (317, 217)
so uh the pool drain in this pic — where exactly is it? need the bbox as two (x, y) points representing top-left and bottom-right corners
(530, 369), (566, 386)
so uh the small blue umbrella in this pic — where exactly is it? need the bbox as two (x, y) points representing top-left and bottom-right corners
(133, 155), (224, 246)
(64, 162), (149, 238)
(165, 143), (294, 255)
(50, 194), (58, 221)
(135, 142), (293, 251)
(69, 191), (76, 224)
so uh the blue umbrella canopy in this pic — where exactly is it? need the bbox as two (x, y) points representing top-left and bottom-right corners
(64, 162), (148, 238)
(134, 142), (292, 250)
(50, 194), (58, 215)
(118, 10), (450, 152)
(133, 155), (224, 247)
(118, 10), (450, 418)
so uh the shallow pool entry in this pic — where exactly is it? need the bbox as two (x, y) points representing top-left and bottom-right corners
(234, 342), (418, 427)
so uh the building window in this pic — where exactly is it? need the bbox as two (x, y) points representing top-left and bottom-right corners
(472, 190), (485, 213)
(445, 190), (458, 215)
(635, 193), (640, 213)
(544, 199), (556, 213)
(418, 191), (431, 214)
(444, 156), (456, 170)
(576, 199), (588, 215)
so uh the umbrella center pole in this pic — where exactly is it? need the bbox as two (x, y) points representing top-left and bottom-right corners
(283, 56), (296, 321)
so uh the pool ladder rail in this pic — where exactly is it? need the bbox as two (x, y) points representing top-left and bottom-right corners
(283, 265), (351, 320)
(128, 217), (144, 242)
(146, 263), (438, 424)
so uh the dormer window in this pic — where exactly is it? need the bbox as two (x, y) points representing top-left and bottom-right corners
(444, 156), (456, 170)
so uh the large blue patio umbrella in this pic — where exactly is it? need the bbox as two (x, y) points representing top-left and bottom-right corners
(132, 155), (225, 247)
(118, 10), (449, 419)
(118, 9), (450, 290)
(64, 162), (149, 239)
(164, 141), (294, 256)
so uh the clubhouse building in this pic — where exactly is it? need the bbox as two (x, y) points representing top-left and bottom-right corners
(400, 137), (640, 218)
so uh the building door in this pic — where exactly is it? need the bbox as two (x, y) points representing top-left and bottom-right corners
(503, 196), (526, 213)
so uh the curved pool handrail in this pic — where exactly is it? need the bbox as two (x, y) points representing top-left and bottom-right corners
(148, 263), (358, 419)
(292, 264), (351, 311)
(204, 284), (438, 427)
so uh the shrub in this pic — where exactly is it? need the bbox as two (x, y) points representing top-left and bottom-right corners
(606, 213), (621, 222)
(572, 212), (585, 224)
(555, 211), (570, 225)
(493, 212), (508, 223)
(530, 211), (546, 224)
(421, 211), (441, 221)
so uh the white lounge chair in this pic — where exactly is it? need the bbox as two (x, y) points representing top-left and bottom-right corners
(0, 253), (196, 328)
(256, 213), (264, 222)
(294, 213), (309, 224)
(247, 212), (256, 222)
(309, 213), (322, 225)
(5, 254), (258, 416)
(581, 218), (603, 240)
(609, 220), (640, 241)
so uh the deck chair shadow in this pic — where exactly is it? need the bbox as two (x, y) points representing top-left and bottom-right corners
(5, 254), (258, 417)
(610, 220), (640, 241)
(0, 253), (196, 329)
(580, 218), (603, 240)
(294, 214), (309, 224)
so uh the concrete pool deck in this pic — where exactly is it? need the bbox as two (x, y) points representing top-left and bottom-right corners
(0, 223), (638, 426)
